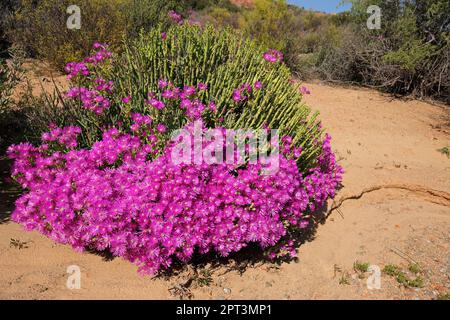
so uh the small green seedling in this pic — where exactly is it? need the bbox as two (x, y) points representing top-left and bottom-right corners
(195, 269), (213, 287)
(408, 263), (421, 274)
(383, 264), (424, 288)
(438, 147), (450, 158)
(406, 276), (424, 288)
(383, 264), (402, 276)
(339, 273), (351, 285)
(353, 261), (370, 273)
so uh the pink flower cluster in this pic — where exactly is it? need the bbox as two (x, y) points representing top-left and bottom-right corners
(300, 86), (311, 95)
(148, 81), (214, 120)
(8, 119), (342, 274)
(94, 78), (114, 92)
(168, 10), (183, 24)
(84, 43), (112, 65)
(232, 81), (262, 103)
(65, 62), (89, 80)
(8, 43), (343, 275)
(41, 124), (81, 149)
(65, 43), (112, 80)
(63, 44), (114, 114)
(263, 49), (284, 63)
(66, 87), (111, 114)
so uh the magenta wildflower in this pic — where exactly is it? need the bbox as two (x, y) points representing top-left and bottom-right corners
(263, 49), (283, 63)
(168, 10), (183, 24)
(180, 99), (192, 109)
(162, 89), (178, 100)
(208, 101), (217, 112)
(232, 89), (245, 102)
(183, 86), (196, 97)
(293, 147), (302, 158)
(158, 79), (168, 89)
(300, 86), (311, 95)
(146, 98), (165, 110)
(156, 124), (167, 133)
(122, 96), (131, 104)
(197, 83), (208, 91)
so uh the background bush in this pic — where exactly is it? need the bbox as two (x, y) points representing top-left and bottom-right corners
(5, 0), (190, 69)
(190, 0), (449, 103)
(0, 47), (26, 153)
(313, 0), (450, 103)
(7, 0), (128, 68)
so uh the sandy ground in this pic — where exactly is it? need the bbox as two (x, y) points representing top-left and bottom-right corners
(11, 59), (68, 101)
(0, 72), (449, 299)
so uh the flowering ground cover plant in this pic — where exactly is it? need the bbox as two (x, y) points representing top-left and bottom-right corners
(8, 22), (343, 275)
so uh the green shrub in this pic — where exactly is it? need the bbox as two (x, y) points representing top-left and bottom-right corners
(0, 52), (21, 112)
(353, 261), (370, 273)
(122, 0), (190, 39)
(0, 47), (25, 153)
(98, 24), (323, 169)
(239, 0), (292, 51)
(193, 2), (333, 78)
(200, 6), (242, 29)
(25, 24), (323, 170)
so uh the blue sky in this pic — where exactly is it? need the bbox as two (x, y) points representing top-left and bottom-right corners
(287, 0), (352, 13)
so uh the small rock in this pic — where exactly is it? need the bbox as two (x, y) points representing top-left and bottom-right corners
(215, 296), (225, 300)
(265, 282), (272, 288)
(223, 288), (231, 295)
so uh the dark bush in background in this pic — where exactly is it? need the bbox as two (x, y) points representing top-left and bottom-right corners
(0, 0), (19, 57)
(0, 47), (26, 153)
(314, 0), (450, 103)
(6, 0), (128, 68)
(5, 0), (190, 69)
